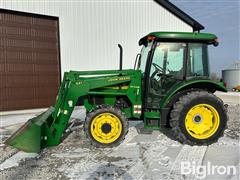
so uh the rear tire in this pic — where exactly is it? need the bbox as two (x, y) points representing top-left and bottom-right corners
(84, 105), (128, 148)
(170, 91), (228, 145)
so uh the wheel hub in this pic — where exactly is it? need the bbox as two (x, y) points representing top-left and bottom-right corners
(101, 123), (112, 134)
(193, 114), (203, 124)
(90, 113), (122, 144)
(185, 104), (220, 139)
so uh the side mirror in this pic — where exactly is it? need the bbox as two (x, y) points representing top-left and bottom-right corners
(213, 38), (219, 47)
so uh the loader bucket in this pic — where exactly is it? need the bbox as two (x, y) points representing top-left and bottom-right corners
(5, 107), (55, 153)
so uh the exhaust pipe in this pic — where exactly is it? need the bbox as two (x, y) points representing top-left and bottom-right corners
(118, 44), (123, 71)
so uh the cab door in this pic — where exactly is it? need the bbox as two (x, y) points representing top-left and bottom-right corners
(145, 42), (187, 109)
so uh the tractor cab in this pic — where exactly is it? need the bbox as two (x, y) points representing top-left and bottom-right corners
(137, 32), (219, 109)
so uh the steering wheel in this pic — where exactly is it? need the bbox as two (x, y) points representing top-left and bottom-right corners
(152, 63), (175, 78)
(150, 63), (163, 93)
(152, 63), (164, 73)
(151, 62), (165, 80)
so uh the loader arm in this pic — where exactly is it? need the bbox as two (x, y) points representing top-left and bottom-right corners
(5, 70), (137, 152)
(46, 71), (133, 147)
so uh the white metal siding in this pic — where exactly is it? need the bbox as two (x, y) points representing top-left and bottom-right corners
(0, 0), (192, 75)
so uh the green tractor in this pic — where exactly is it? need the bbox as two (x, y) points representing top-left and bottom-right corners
(5, 32), (228, 152)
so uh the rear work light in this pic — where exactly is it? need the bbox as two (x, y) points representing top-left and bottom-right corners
(223, 82), (227, 87)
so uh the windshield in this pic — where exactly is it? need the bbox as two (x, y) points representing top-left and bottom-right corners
(151, 42), (186, 78)
(138, 42), (209, 78)
(139, 42), (186, 78)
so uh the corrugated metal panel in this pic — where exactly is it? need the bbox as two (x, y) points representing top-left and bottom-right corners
(0, 0), (192, 76)
(0, 11), (60, 111)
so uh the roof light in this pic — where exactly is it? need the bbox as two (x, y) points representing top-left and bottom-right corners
(147, 36), (156, 41)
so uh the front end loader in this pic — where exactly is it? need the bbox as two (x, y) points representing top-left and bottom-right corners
(5, 69), (142, 152)
(5, 32), (228, 152)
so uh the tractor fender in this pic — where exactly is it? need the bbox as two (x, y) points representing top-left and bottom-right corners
(160, 79), (227, 126)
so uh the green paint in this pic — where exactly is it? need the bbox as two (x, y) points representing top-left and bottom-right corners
(5, 107), (54, 152)
(139, 32), (218, 45)
(5, 70), (142, 152)
(160, 79), (227, 109)
(149, 32), (217, 41)
(144, 111), (160, 129)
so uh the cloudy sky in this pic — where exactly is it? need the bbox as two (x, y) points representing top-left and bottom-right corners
(172, 0), (239, 75)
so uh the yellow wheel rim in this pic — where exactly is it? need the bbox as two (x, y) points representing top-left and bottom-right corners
(90, 112), (122, 144)
(185, 104), (220, 139)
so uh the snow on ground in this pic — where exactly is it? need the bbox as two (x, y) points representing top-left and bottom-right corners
(0, 152), (38, 171)
(215, 91), (240, 104)
(0, 104), (239, 180)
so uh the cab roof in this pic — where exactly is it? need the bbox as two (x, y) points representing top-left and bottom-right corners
(139, 32), (218, 45)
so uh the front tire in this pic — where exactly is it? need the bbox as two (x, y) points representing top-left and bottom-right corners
(170, 91), (228, 145)
(84, 106), (128, 148)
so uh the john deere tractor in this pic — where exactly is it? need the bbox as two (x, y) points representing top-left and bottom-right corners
(5, 32), (228, 152)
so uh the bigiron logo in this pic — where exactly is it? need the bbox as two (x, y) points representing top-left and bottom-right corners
(181, 161), (237, 179)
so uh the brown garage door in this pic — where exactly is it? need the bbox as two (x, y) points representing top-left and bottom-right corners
(0, 10), (60, 111)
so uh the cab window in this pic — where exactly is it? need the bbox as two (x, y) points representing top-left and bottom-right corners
(187, 43), (209, 77)
(150, 42), (186, 78)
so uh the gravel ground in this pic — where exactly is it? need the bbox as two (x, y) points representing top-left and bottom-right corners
(225, 104), (240, 139)
(0, 104), (239, 180)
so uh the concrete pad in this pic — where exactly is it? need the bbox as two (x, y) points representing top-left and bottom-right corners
(0, 113), (37, 127)
(0, 151), (38, 171)
(202, 146), (240, 180)
(0, 108), (47, 116)
(215, 91), (240, 104)
(0, 106), (86, 129)
(163, 146), (183, 163)
(2, 124), (24, 134)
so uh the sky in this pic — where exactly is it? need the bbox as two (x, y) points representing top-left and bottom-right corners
(171, 0), (240, 75)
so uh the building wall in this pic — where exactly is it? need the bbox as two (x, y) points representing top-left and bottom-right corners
(0, 0), (193, 76)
